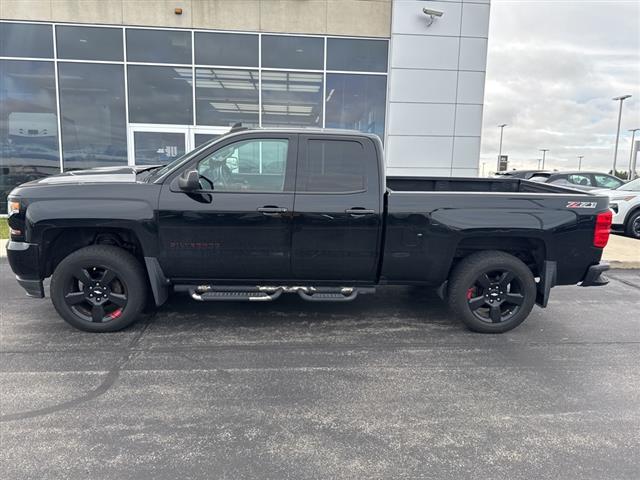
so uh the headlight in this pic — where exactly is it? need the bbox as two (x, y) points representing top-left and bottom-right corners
(7, 199), (20, 216)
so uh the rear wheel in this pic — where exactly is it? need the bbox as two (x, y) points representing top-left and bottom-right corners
(50, 245), (147, 332)
(625, 210), (640, 239)
(448, 251), (536, 333)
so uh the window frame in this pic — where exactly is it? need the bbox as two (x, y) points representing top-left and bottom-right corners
(168, 132), (299, 194)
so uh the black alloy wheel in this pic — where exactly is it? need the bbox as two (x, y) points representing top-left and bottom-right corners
(448, 251), (537, 333)
(51, 245), (147, 332)
(465, 270), (525, 324)
(62, 266), (128, 323)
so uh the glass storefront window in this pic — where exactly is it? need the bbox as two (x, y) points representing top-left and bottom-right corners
(58, 63), (127, 170)
(126, 29), (191, 64)
(195, 32), (258, 67)
(0, 60), (59, 210)
(133, 131), (186, 165)
(56, 26), (123, 61)
(327, 38), (388, 73)
(127, 65), (193, 124)
(325, 74), (386, 139)
(261, 71), (323, 127)
(261, 35), (324, 70)
(0, 22), (53, 58)
(196, 68), (259, 127)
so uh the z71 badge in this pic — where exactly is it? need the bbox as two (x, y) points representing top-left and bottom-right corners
(566, 201), (598, 209)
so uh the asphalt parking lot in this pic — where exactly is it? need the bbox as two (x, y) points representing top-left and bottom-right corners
(1, 258), (639, 480)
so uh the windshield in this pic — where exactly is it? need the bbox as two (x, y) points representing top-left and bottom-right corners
(617, 178), (640, 192)
(146, 137), (221, 182)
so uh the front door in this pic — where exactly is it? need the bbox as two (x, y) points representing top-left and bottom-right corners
(157, 132), (298, 281)
(291, 134), (382, 282)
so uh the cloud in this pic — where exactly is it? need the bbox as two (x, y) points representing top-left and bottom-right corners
(480, 0), (640, 174)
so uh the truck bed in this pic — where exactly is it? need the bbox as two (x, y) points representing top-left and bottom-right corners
(386, 176), (588, 195)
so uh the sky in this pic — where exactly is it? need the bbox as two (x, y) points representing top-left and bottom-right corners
(480, 0), (640, 175)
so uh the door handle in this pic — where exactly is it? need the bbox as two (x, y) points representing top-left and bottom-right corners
(345, 208), (376, 216)
(258, 206), (288, 215)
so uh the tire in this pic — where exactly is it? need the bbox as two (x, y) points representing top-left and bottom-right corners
(448, 251), (537, 333)
(625, 210), (640, 239)
(50, 245), (147, 332)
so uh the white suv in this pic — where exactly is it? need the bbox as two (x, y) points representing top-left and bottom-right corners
(606, 178), (640, 239)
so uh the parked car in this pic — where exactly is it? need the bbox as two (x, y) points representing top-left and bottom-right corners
(604, 177), (640, 239)
(493, 170), (549, 180)
(7, 128), (612, 334)
(528, 171), (625, 191)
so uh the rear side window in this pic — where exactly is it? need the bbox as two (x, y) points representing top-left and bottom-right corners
(297, 139), (367, 193)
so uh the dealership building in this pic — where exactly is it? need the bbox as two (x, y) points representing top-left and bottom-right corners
(0, 0), (490, 209)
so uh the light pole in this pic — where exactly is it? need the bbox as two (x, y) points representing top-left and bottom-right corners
(537, 158), (542, 169)
(578, 155), (584, 171)
(630, 128), (640, 180)
(497, 124), (507, 171)
(540, 149), (549, 170)
(612, 95), (632, 176)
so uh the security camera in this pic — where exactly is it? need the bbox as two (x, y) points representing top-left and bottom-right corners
(422, 7), (444, 27)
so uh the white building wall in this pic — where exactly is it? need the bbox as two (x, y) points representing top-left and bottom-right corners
(386, 0), (490, 176)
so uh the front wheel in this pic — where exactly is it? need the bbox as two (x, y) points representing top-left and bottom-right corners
(448, 251), (537, 333)
(50, 245), (147, 332)
(625, 210), (640, 239)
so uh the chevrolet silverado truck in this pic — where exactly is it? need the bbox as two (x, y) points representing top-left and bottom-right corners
(6, 128), (612, 333)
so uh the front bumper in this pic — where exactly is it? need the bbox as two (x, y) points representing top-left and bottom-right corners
(580, 262), (610, 287)
(6, 240), (45, 298)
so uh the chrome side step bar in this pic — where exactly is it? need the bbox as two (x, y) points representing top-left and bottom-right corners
(180, 285), (375, 302)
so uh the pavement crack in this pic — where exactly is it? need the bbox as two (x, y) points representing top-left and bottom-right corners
(0, 315), (153, 423)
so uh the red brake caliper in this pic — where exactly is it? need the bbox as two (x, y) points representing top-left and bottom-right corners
(466, 287), (474, 300)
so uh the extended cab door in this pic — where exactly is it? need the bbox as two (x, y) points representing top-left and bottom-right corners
(157, 133), (297, 280)
(291, 134), (383, 282)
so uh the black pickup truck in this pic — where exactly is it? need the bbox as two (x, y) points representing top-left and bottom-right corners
(6, 128), (612, 333)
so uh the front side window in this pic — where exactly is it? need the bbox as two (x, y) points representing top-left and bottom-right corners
(567, 174), (592, 186)
(197, 139), (288, 192)
(594, 174), (623, 189)
(297, 139), (367, 193)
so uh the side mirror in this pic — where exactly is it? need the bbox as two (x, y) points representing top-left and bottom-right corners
(178, 169), (201, 192)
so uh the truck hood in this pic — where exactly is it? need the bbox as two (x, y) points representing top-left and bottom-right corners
(21, 165), (161, 186)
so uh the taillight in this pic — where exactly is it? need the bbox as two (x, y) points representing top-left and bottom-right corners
(593, 210), (612, 248)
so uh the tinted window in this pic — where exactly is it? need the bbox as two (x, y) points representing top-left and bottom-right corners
(197, 139), (289, 192)
(325, 74), (386, 139)
(59, 63), (127, 170)
(261, 35), (323, 70)
(0, 60), (59, 210)
(567, 174), (592, 186)
(299, 139), (366, 192)
(0, 23), (53, 58)
(56, 26), (123, 61)
(126, 29), (191, 64)
(195, 32), (258, 67)
(261, 71), (323, 127)
(127, 65), (193, 124)
(327, 38), (388, 72)
(594, 174), (623, 189)
(196, 68), (259, 127)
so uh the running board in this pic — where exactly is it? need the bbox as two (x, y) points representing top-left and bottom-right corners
(179, 285), (375, 303)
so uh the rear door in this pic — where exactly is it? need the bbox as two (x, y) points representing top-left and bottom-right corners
(291, 134), (382, 282)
